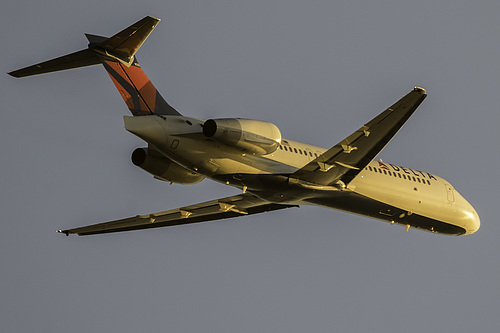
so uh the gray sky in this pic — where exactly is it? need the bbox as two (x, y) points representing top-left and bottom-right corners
(2, 1), (499, 332)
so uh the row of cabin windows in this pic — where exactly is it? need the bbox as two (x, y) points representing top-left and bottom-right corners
(279, 144), (319, 158)
(366, 166), (432, 185)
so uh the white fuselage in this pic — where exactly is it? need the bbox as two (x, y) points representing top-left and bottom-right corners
(126, 115), (480, 235)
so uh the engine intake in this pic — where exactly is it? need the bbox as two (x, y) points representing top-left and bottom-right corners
(132, 148), (204, 185)
(203, 118), (281, 155)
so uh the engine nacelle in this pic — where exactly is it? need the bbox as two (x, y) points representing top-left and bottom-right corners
(203, 118), (282, 155)
(131, 148), (204, 185)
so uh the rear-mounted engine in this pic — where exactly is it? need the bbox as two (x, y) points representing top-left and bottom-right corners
(203, 118), (282, 155)
(132, 148), (204, 184)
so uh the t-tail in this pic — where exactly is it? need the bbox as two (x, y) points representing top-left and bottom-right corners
(8, 16), (180, 116)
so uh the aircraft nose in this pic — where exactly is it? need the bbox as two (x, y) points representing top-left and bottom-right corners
(465, 207), (480, 235)
(124, 116), (166, 147)
(452, 190), (480, 235)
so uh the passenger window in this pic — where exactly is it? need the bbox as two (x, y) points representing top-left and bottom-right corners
(383, 170), (387, 175)
(417, 178), (421, 183)
(398, 174), (401, 178)
(412, 177), (416, 182)
(299, 149), (302, 154)
(427, 180), (431, 185)
(309, 152), (313, 157)
(294, 148), (298, 153)
(314, 153), (318, 157)
(279, 145), (283, 150)
(368, 166), (372, 171)
(388, 171), (392, 176)
(284, 146), (288, 151)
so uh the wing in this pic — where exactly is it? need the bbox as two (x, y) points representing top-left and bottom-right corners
(57, 193), (297, 236)
(291, 87), (427, 186)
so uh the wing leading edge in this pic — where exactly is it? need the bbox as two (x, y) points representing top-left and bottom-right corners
(57, 193), (297, 236)
(290, 87), (427, 186)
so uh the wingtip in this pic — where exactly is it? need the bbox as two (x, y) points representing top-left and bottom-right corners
(147, 16), (161, 22)
(414, 86), (426, 95)
(7, 71), (21, 78)
(56, 229), (70, 236)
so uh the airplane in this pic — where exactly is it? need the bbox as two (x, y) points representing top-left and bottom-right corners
(9, 16), (480, 236)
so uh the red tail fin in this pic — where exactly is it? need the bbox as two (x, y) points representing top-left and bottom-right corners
(101, 58), (179, 116)
(87, 17), (181, 116)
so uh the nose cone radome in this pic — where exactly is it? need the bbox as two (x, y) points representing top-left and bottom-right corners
(124, 116), (166, 147)
(464, 207), (480, 235)
(454, 192), (480, 235)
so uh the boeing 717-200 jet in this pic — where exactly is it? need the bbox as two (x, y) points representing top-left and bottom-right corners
(9, 16), (480, 236)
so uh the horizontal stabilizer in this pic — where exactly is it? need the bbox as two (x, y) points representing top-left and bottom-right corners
(89, 16), (160, 66)
(9, 16), (160, 78)
(8, 49), (100, 78)
(9, 16), (180, 116)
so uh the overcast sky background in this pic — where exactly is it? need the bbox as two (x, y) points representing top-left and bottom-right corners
(1, 1), (499, 332)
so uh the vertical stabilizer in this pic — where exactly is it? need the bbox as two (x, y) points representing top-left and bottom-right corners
(98, 56), (179, 116)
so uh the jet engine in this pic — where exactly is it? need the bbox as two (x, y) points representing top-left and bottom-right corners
(203, 118), (282, 155)
(131, 148), (204, 184)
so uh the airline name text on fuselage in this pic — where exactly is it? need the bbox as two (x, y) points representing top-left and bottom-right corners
(377, 162), (437, 181)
